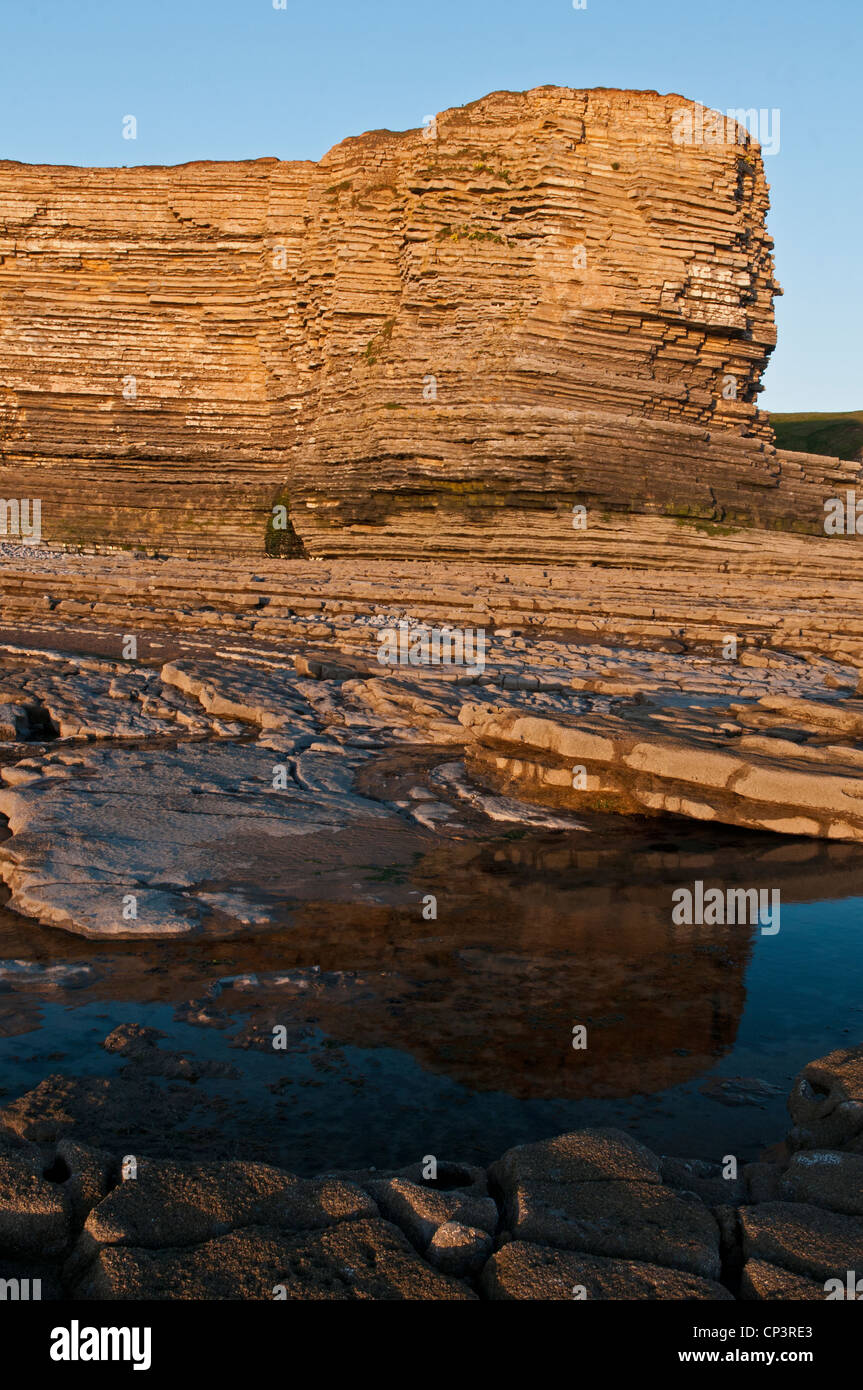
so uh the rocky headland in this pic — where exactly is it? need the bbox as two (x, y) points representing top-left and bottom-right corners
(1, 86), (859, 558)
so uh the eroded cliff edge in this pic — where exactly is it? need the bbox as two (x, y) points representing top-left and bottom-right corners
(0, 86), (856, 557)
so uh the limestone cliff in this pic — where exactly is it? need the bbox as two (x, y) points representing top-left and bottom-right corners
(0, 87), (854, 557)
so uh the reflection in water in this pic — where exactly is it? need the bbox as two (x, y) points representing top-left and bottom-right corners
(1, 821), (863, 1172)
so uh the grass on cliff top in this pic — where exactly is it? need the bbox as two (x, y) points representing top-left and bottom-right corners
(770, 410), (863, 461)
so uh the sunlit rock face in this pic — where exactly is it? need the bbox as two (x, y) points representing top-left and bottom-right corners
(0, 87), (853, 558)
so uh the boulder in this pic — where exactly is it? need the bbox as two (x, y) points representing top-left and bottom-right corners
(741, 1201), (863, 1284)
(491, 1128), (663, 1188)
(780, 1150), (863, 1216)
(366, 1175), (497, 1251)
(54, 1139), (116, 1228)
(661, 1155), (746, 1206)
(75, 1159), (376, 1256)
(788, 1044), (863, 1150)
(499, 1178), (721, 1280)
(0, 1148), (73, 1259)
(72, 1218), (475, 1300)
(426, 1221), (493, 1277)
(739, 1259), (826, 1301)
(743, 1161), (785, 1204)
(481, 1241), (732, 1300)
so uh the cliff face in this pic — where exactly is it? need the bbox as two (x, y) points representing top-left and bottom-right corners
(0, 87), (849, 557)
(0, 156), (298, 553)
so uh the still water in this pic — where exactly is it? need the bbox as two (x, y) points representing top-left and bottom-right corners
(2, 820), (862, 1173)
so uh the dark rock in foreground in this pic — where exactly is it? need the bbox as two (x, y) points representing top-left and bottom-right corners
(72, 1219), (476, 1302)
(2, 1042), (862, 1300)
(482, 1242), (732, 1300)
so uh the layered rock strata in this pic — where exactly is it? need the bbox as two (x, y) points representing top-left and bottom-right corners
(2, 87), (858, 557)
(460, 699), (863, 840)
(0, 623), (860, 943)
(0, 541), (862, 931)
(1, 537), (863, 666)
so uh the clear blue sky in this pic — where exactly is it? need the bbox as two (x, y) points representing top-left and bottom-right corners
(2, 0), (860, 412)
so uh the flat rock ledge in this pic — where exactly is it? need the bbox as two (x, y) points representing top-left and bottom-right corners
(1, 1042), (861, 1300)
(461, 700), (863, 842)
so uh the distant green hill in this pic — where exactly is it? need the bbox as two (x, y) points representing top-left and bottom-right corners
(770, 410), (863, 461)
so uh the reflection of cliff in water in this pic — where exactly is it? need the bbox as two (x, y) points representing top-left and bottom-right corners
(280, 828), (859, 1101)
(4, 823), (862, 1106)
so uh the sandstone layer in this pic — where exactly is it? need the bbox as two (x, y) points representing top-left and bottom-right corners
(2, 87), (859, 558)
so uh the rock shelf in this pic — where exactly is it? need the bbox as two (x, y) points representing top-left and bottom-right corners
(0, 538), (861, 939)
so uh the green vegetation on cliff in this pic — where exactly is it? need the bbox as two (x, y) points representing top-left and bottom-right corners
(771, 410), (863, 461)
